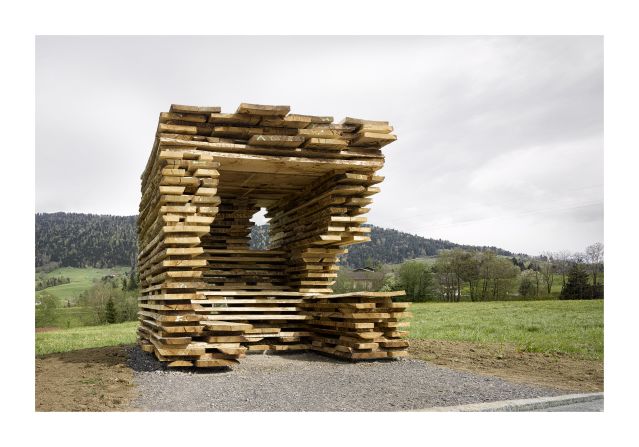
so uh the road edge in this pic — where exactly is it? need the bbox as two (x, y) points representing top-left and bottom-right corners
(413, 392), (604, 412)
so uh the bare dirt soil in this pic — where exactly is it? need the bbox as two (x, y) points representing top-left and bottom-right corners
(35, 346), (136, 411)
(409, 339), (603, 392)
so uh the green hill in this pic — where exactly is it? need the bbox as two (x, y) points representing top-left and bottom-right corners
(35, 212), (517, 270)
(249, 224), (515, 267)
(36, 213), (136, 268)
(35, 266), (130, 303)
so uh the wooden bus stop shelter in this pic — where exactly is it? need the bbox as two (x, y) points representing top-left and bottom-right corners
(137, 103), (410, 367)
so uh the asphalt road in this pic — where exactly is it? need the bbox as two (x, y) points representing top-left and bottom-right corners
(537, 399), (603, 412)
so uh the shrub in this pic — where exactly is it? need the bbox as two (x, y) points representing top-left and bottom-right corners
(105, 297), (117, 324)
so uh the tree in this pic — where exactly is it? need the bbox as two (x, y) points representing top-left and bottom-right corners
(118, 294), (138, 322)
(526, 261), (542, 298)
(560, 263), (591, 300)
(433, 252), (458, 301)
(489, 257), (520, 300)
(450, 249), (481, 301)
(585, 242), (604, 286)
(519, 269), (538, 299)
(398, 261), (435, 301)
(81, 282), (125, 324)
(36, 292), (58, 327)
(511, 257), (526, 270)
(433, 249), (478, 301)
(128, 267), (138, 290)
(432, 249), (520, 302)
(105, 296), (117, 324)
(379, 274), (400, 293)
(554, 250), (572, 287)
(477, 251), (497, 300)
(539, 255), (555, 296)
(573, 252), (586, 264)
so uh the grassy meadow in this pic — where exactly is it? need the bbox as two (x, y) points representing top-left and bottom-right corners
(36, 299), (603, 362)
(36, 266), (130, 303)
(36, 321), (138, 355)
(35, 266), (136, 329)
(409, 300), (603, 360)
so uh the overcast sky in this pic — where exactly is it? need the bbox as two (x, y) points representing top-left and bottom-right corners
(35, 36), (603, 255)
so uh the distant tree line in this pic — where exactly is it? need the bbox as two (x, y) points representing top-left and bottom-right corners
(358, 242), (604, 302)
(35, 275), (70, 291)
(379, 250), (521, 302)
(35, 261), (62, 274)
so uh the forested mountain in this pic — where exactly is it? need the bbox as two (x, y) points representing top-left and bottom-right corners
(250, 224), (513, 267)
(339, 225), (513, 267)
(35, 213), (136, 268)
(35, 213), (515, 268)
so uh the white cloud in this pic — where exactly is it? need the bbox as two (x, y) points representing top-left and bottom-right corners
(36, 36), (603, 254)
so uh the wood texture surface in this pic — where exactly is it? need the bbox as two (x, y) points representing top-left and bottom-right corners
(137, 103), (406, 367)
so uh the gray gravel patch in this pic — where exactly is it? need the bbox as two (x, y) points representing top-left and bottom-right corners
(127, 346), (563, 411)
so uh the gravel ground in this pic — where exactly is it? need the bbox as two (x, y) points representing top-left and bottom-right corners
(128, 346), (563, 411)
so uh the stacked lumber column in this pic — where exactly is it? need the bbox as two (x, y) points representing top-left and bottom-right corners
(268, 171), (384, 294)
(137, 102), (406, 367)
(301, 291), (412, 359)
(137, 105), (247, 367)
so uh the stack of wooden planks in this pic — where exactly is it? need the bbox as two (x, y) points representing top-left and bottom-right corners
(302, 291), (411, 359)
(267, 171), (382, 294)
(197, 291), (312, 352)
(137, 103), (406, 367)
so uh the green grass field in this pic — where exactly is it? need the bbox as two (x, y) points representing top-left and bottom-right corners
(35, 266), (134, 328)
(36, 266), (130, 303)
(36, 299), (603, 362)
(409, 300), (603, 360)
(36, 321), (138, 356)
(43, 306), (99, 329)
